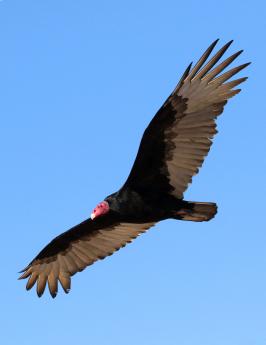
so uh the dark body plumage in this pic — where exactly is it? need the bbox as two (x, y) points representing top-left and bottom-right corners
(19, 40), (249, 297)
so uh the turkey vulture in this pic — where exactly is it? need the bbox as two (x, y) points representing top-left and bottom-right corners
(19, 39), (250, 298)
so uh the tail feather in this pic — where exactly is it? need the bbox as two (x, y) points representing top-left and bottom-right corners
(175, 201), (217, 222)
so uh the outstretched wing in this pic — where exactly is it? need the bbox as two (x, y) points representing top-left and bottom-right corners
(19, 216), (155, 297)
(123, 40), (250, 199)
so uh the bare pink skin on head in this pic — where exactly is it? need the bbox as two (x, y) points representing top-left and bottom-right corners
(91, 201), (110, 220)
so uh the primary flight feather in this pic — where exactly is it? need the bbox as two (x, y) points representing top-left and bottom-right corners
(19, 39), (250, 297)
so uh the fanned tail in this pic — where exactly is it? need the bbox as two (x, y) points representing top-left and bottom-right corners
(175, 201), (217, 222)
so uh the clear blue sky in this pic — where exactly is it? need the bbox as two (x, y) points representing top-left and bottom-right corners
(1, 1), (265, 344)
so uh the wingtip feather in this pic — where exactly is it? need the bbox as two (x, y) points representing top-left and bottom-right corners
(193, 40), (235, 81)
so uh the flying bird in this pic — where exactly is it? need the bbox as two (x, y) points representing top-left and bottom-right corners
(19, 39), (250, 297)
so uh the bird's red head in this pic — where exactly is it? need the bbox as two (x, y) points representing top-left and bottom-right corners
(91, 201), (109, 220)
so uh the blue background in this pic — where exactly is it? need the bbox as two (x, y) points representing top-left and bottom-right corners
(1, 1), (265, 344)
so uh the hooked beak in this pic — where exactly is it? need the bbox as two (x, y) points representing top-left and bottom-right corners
(91, 213), (96, 220)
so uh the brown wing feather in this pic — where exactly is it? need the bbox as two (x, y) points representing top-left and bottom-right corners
(19, 220), (155, 297)
(167, 41), (250, 197)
